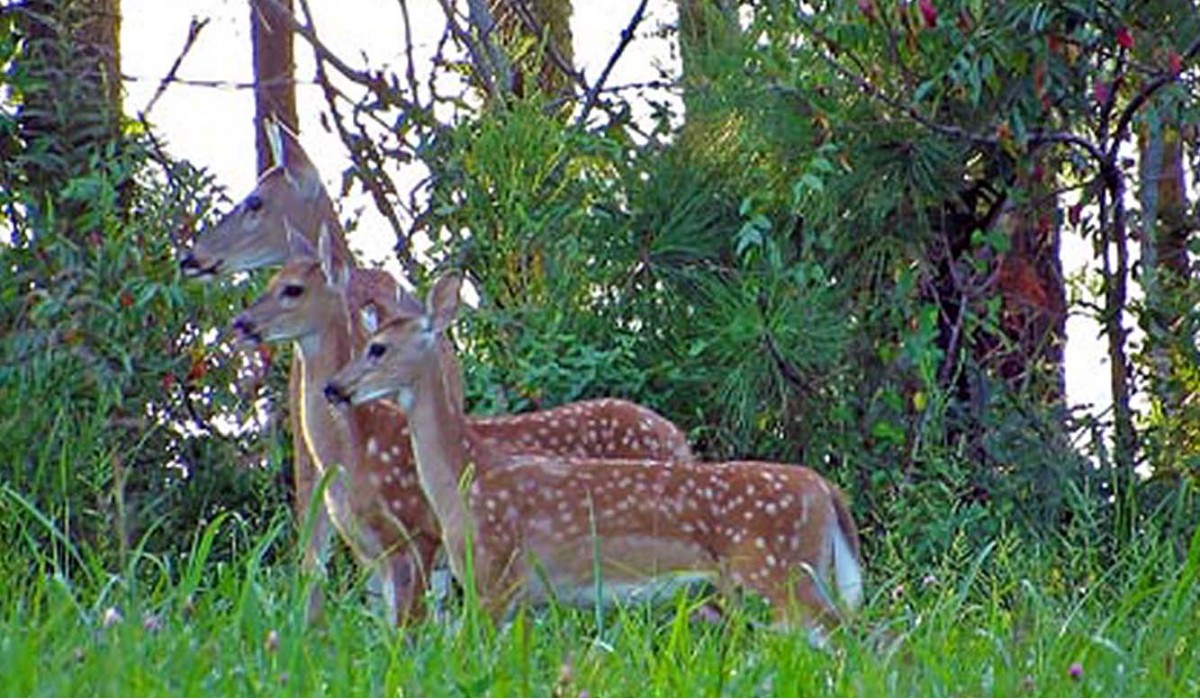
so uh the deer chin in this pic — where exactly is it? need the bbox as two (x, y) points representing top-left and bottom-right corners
(179, 254), (222, 280)
(234, 330), (263, 346)
(349, 382), (408, 408)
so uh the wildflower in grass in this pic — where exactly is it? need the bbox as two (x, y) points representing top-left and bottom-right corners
(1069, 662), (1083, 680)
(142, 613), (162, 633)
(101, 607), (123, 628)
(921, 574), (938, 588)
(554, 655), (576, 697)
(265, 629), (280, 654)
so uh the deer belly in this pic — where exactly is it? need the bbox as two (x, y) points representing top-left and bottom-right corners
(523, 534), (718, 608)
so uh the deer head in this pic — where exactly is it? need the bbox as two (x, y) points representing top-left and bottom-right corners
(181, 118), (332, 279)
(325, 274), (461, 410)
(230, 224), (352, 346)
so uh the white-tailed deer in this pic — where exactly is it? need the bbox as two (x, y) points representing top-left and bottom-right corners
(186, 121), (692, 622)
(324, 274), (864, 639)
(180, 120), (399, 621)
(232, 228), (696, 623)
(232, 230), (437, 624)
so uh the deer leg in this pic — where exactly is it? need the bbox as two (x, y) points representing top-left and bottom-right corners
(385, 540), (430, 626)
(753, 564), (843, 648)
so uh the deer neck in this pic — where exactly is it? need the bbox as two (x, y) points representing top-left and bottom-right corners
(403, 345), (476, 550)
(294, 300), (360, 480)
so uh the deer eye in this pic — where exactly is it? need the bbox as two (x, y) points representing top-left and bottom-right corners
(245, 194), (264, 212)
(367, 343), (387, 359)
(281, 284), (304, 298)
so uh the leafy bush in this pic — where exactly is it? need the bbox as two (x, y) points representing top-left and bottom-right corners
(411, 5), (1200, 565)
(0, 133), (288, 577)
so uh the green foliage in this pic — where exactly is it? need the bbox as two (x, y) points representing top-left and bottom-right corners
(1, 0), (127, 229)
(3, 3), (1198, 686)
(407, 0), (1200, 563)
(0, 135), (287, 574)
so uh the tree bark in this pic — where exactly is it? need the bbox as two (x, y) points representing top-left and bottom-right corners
(676, 0), (738, 116)
(995, 157), (1067, 405)
(250, 0), (298, 175)
(486, 0), (575, 98)
(1139, 112), (1197, 472)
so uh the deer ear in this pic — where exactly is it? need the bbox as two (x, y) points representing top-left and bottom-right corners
(270, 122), (322, 200)
(383, 286), (422, 321)
(265, 118), (286, 171)
(317, 223), (349, 290)
(425, 273), (462, 333)
(285, 219), (317, 260)
(292, 160), (324, 202)
(360, 303), (380, 334)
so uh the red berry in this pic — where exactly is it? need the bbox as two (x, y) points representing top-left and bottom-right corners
(918, 0), (938, 29)
(1115, 27), (1133, 50)
(1168, 50), (1182, 76)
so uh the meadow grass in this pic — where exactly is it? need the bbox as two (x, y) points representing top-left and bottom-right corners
(1, 494), (1196, 698)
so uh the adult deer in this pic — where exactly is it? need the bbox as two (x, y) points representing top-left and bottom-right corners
(325, 274), (865, 641)
(232, 228), (695, 623)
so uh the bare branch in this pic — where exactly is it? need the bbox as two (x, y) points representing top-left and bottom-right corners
(254, 0), (419, 110)
(395, 0), (422, 109)
(574, 0), (649, 128)
(139, 16), (210, 119)
(1109, 31), (1200, 160)
(293, 0), (421, 277)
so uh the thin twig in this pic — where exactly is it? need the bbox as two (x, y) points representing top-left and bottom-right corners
(140, 16), (210, 119)
(575, 0), (649, 128)
(396, 0), (422, 109)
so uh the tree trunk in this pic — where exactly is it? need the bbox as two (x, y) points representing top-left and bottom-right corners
(676, 0), (738, 116)
(994, 158), (1067, 405)
(1139, 113), (1198, 474)
(13, 0), (123, 228)
(250, 0), (298, 175)
(485, 0), (575, 99)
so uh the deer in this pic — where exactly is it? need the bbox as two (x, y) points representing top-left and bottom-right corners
(179, 120), (403, 620)
(182, 121), (695, 623)
(230, 226), (698, 624)
(324, 273), (865, 643)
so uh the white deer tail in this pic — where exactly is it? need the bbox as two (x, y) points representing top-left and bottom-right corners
(829, 490), (864, 611)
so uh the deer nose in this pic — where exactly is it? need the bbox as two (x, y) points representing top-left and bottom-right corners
(324, 382), (350, 406)
(231, 315), (258, 342)
(180, 252), (221, 278)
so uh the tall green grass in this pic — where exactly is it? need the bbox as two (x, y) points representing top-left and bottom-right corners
(1, 488), (1196, 697)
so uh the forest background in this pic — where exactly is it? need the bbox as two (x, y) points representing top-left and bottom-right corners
(1, 0), (1198, 694)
